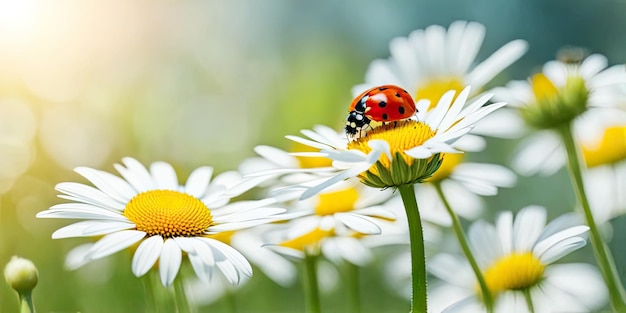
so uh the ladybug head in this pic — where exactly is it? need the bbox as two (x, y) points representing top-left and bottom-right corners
(345, 110), (371, 136)
(354, 96), (369, 114)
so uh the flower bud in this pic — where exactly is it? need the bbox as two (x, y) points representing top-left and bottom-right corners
(4, 256), (38, 294)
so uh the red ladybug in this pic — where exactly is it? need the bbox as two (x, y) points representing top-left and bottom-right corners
(345, 85), (417, 138)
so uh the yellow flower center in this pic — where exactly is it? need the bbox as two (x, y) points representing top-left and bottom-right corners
(481, 252), (545, 295)
(315, 187), (358, 216)
(582, 126), (626, 168)
(279, 227), (334, 251)
(426, 153), (464, 182)
(124, 190), (213, 238)
(206, 230), (235, 245)
(347, 120), (436, 173)
(292, 141), (333, 168)
(415, 78), (465, 110)
(531, 73), (559, 102)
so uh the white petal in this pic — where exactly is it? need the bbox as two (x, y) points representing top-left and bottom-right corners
(207, 239), (252, 277)
(150, 162), (179, 190)
(52, 220), (135, 239)
(286, 135), (333, 151)
(159, 239), (182, 286)
(56, 182), (124, 211)
(119, 157), (155, 191)
(132, 235), (163, 276)
(468, 220), (501, 267)
(75, 167), (136, 202)
(513, 205), (546, 252)
(184, 166), (213, 198)
(512, 131), (565, 176)
(535, 225), (589, 264)
(254, 145), (299, 168)
(334, 213), (381, 235)
(467, 39), (528, 88)
(64, 243), (94, 270)
(495, 211), (513, 255)
(37, 203), (128, 221)
(88, 230), (146, 260)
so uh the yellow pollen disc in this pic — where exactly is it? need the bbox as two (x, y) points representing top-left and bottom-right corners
(314, 187), (359, 216)
(582, 126), (626, 168)
(347, 120), (436, 174)
(279, 227), (333, 251)
(124, 190), (213, 238)
(531, 73), (559, 102)
(291, 141), (333, 169)
(415, 78), (465, 110)
(426, 153), (464, 182)
(481, 252), (545, 295)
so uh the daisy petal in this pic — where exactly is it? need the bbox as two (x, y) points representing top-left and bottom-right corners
(184, 166), (213, 198)
(132, 235), (164, 277)
(159, 239), (182, 286)
(88, 230), (146, 260)
(150, 162), (179, 190)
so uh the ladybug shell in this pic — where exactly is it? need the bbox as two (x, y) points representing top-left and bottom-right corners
(349, 85), (416, 122)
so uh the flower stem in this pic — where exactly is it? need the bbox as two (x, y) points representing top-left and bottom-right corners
(18, 292), (35, 313)
(173, 278), (192, 313)
(434, 182), (493, 313)
(345, 262), (361, 313)
(523, 289), (535, 313)
(303, 252), (321, 313)
(398, 184), (427, 313)
(558, 124), (626, 311)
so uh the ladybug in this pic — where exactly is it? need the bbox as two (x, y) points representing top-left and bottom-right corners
(345, 85), (417, 138)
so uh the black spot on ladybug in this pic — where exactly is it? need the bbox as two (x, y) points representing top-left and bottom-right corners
(378, 87), (388, 91)
(401, 89), (409, 94)
(398, 106), (405, 114)
(382, 113), (389, 120)
(395, 92), (401, 98)
(378, 101), (387, 108)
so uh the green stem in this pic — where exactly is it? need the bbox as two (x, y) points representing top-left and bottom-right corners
(558, 124), (626, 312)
(434, 183), (494, 313)
(398, 184), (427, 313)
(173, 278), (192, 313)
(346, 262), (361, 313)
(18, 292), (35, 313)
(303, 252), (321, 313)
(523, 289), (535, 313)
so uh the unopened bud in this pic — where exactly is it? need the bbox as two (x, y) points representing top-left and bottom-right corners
(4, 256), (38, 294)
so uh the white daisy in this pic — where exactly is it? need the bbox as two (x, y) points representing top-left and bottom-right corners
(353, 20), (527, 140)
(426, 206), (607, 312)
(492, 53), (626, 176)
(36, 157), (285, 287)
(271, 86), (506, 199)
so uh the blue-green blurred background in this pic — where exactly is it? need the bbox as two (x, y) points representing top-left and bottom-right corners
(1, 1), (626, 312)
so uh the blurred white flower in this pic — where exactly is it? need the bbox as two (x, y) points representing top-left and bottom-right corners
(426, 206), (607, 312)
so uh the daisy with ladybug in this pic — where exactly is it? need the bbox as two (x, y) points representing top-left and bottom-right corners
(345, 85), (417, 139)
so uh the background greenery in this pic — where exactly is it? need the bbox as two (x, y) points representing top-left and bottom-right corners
(1, 0), (626, 312)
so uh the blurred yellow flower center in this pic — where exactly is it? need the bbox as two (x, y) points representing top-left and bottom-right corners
(427, 153), (464, 182)
(207, 230), (235, 244)
(347, 120), (436, 173)
(279, 227), (333, 251)
(531, 73), (559, 102)
(582, 126), (626, 168)
(481, 252), (545, 295)
(416, 78), (465, 110)
(292, 141), (333, 168)
(315, 187), (358, 216)
(124, 190), (213, 238)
